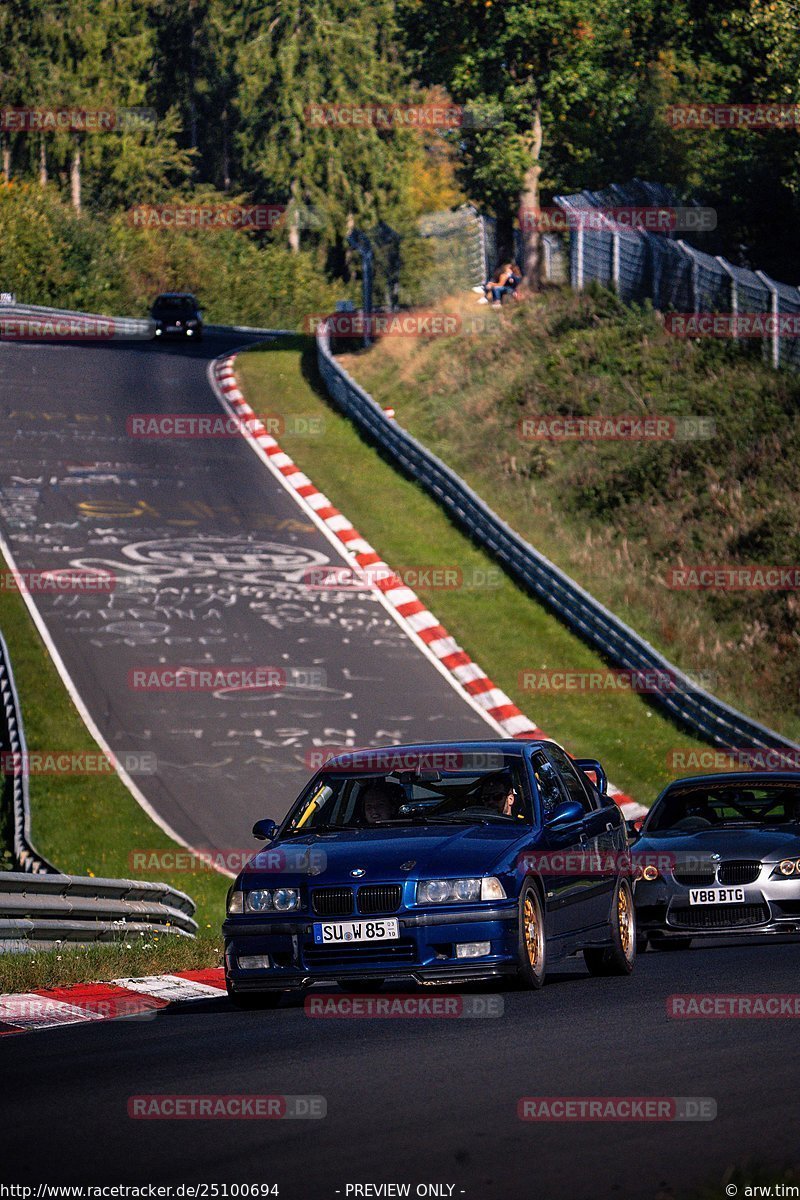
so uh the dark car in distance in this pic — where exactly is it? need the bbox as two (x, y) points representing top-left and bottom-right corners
(631, 771), (800, 949)
(150, 292), (203, 341)
(223, 740), (636, 1006)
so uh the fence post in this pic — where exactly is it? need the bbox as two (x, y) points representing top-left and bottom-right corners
(540, 235), (550, 283)
(611, 228), (620, 292)
(717, 258), (739, 342)
(477, 212), (488, 284)
(677, 241), (699, 311)
(575, 223), (584, 290)
(756, 270), (780, 369)
(347, 229), (374, 349)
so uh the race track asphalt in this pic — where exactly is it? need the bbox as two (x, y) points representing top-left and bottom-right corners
(2, 937), (799, 1197)
(0, 331), (488, 852)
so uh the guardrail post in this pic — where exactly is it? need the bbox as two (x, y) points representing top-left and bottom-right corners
(756, 270), (780, 369)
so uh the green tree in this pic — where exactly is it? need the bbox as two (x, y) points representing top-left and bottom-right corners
(235, 0), (413, 253)
(400, 0), (666, 285)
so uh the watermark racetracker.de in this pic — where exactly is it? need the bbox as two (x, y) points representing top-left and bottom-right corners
(517, 1096), (716, 1121)
(0, 750), (157, 776)
(127, 1095), (326, 1120)
(517, 415), (715, 441)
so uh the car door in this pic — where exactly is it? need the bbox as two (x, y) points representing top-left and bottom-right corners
(545, 744), (618, 929)
(531, 752), (595, 940)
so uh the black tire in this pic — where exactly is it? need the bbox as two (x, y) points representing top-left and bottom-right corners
(584, 878), (636, 976)
(649, 934), (693, 952)
(226, 980), (282, 1009)
(516, 881), (547, 989)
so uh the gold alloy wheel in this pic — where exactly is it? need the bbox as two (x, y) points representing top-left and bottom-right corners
(523, 893), (543, 969)
(618, 884), (634, 958)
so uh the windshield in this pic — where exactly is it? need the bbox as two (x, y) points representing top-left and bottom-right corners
(647, 783), (800, 833)
(153, 295), (196, 312)
(282, 763), (532, 834)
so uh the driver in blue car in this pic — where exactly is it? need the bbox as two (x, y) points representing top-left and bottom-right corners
(478, 775), (521, 818)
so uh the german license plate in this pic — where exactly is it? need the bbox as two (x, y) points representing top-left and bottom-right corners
(689, 887), (745, 905)
(312, 918), (399, 945)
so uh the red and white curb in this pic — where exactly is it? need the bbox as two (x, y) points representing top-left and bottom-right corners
(209, 354), (645, 821)
(0, 968), (226, 1036)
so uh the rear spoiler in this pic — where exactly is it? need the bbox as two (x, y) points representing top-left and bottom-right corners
(575, 758), (608, 796)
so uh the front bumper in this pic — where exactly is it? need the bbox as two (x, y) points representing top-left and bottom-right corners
(224, 904), (519, 991)
(153, 324), (201, 338)
(635, 877), (800, 937)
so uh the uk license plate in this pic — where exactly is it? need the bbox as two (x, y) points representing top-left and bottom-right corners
(312, 918), (399, 945)
(689, 887), (745, 905)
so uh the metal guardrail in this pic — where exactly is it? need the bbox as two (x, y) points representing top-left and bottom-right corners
(315, 323), (800, 762)
(0, 873), (197, 949)
(0, 300), (152, 339)
(0, 631), (56, 874)
(0, 629), (199, 945)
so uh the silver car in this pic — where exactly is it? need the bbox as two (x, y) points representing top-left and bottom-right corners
(630, 771), (800, 949)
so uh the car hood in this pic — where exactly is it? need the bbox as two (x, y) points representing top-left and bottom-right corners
(635, 826), (800, 863)
(240, 824), (530, 887)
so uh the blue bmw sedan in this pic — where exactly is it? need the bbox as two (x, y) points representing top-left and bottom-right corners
(223, 740), (636, 1005)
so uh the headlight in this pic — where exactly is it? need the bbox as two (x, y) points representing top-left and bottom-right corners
(227, 889), (244, 914)
(775, 859), (800, 878)
(452, 878), (481, 902)
(416, 877), (505, 905)
(418, 879), (453, 904)
(243, 887), (301, 912)
(272, 888), (300, 911)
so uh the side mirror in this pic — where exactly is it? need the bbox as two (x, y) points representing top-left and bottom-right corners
(252, 818), (278, 842)
(547, 800), (585, 827)
(625, 819), (641, 841)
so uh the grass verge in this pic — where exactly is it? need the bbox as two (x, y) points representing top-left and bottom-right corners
(236, 338), (710, 805)
(0, 931), (220, 995)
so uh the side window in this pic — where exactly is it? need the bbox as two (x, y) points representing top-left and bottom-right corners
(545, 746), (596, 814)
(533, 756), (568, 821)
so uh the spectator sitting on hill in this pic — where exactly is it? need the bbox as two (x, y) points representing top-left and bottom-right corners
(473, 262), (522, 308)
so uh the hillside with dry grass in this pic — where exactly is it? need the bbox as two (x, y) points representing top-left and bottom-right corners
(339, 286), (800, 742)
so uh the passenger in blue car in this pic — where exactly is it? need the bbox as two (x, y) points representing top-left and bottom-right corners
(362, 782), (402, 825)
